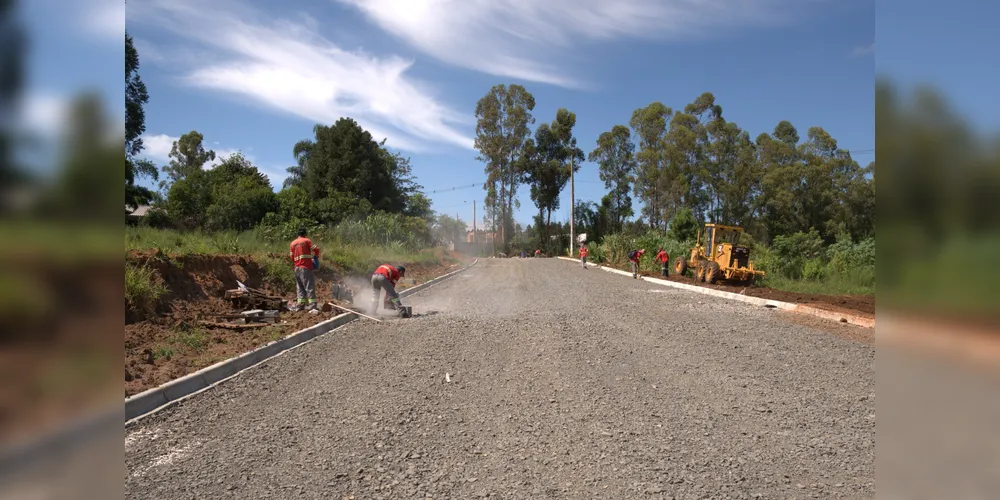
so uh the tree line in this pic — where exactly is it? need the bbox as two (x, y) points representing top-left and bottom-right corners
(472, 85), (875, 251)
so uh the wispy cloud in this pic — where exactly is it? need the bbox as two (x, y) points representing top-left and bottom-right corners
(128, 0), (474, 152)
(336, 0), (808, 88)
(851, 42), (875, 58)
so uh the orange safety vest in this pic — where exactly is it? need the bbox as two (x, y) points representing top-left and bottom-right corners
(374, 264), (401, 285)
(289, 237), (320, 269)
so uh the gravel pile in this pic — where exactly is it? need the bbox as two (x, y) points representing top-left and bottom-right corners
(126, 259), (874, 499)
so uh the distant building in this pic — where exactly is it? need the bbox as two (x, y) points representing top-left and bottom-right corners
(465, 227), (495, 243)
(126, 204), (153, 225)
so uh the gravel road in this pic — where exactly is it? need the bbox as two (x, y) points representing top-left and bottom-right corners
(125, 258), (875, 499)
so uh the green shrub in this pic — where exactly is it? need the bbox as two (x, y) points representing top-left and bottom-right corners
(140, 207), (172, 229)
(802, 258), (827, 281)
(668, 208), (699, 242)
(770, 228), (825, 279)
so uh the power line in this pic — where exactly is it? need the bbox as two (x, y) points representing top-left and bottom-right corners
(425, 183), (478, 194)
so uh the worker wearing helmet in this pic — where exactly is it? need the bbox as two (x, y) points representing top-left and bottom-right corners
(371, 264), (407, 316)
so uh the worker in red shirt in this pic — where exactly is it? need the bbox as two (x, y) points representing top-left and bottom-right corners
(534, 249), (541, 257)
(627, 248), (646, 279)
(655, 247), (670, 277)
(371, 264), (407, 317)
(579, 244), (590, 269)
(289, 227), (320, 311)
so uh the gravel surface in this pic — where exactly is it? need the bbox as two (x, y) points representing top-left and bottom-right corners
(125, 258), (875, 499)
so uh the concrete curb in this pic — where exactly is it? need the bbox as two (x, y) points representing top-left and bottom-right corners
(124, 258), (479, 424)
(559, 256), (873, 329)
(124, 312), (356, 422)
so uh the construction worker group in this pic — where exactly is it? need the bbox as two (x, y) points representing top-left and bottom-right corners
(289, 227), (674, 314)
(289, 227), (409, 317)
(624, 247), (670, 279)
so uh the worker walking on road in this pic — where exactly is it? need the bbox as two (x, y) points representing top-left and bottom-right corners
(627, 248), (646, 279)
(579, 244), (589, 269)
(655, 247), (670, 278)
(371, 264), (408, 317)
(289, 227), (320, 311)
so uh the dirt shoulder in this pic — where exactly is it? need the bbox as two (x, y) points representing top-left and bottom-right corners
(595, 260), (874, 319)
(125, 251), (472, 397)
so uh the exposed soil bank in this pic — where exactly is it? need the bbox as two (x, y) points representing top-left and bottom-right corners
(125, 251), (470, 397)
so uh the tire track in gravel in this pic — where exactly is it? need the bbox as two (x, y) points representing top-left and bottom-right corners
(125, 259), (874, 499)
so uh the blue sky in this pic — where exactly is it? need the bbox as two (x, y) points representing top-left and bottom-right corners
(24, 0), (880, 227)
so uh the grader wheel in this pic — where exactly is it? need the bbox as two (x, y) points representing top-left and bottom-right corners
(696, 262), (707, 282)
(705, 261), (721, 284)
(674, 256), (688, 276)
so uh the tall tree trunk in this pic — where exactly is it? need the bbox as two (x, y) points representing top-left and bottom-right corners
(546, 208), (552, 246)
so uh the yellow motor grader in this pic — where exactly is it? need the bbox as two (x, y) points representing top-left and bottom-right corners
(674, 223), (765, 284)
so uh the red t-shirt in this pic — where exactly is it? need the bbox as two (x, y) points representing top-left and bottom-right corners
(579, 247), (589, 258)
(655, 251), (669, 264)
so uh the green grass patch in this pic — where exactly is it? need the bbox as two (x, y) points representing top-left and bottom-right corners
(125, 262), (168, 318)
(153, 346), (175, 360)
(163, 324), (210, 354)
(261, 326), (286, 342)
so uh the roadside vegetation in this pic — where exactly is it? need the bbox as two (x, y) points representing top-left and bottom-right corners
(470, 85), (875, 298)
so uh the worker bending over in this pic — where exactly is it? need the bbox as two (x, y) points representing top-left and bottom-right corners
(655, 247), (670, 277)
(289, 227), (320, 311)
(579, 244), (589, 269)
(371, 264), (408, 317)
(627, 248), (646, 279)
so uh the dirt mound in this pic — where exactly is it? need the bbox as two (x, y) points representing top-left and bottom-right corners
(128, 251), (266, 307)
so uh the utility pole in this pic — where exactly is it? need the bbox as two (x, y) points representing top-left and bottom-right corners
(569, 155), (575, 257)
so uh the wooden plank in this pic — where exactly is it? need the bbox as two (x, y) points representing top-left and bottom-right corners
(198, 320), (268, 330)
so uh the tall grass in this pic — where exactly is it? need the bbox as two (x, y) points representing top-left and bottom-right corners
(126, 226), (450, 278)
(125, 262), (167, 318)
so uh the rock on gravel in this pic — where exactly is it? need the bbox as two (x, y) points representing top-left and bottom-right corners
(125, 259), (874, 499)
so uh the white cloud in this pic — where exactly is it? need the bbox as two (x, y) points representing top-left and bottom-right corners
(336, 0), (807, 87)
(851, 42), (875, 58)
(139, 133), (251, 168)
(20, 91), (123, 142)
(84, 0), (125, 41)
(21, 93), (69, 134)
(127, 0), (474, 153)
(140, 134), (176, 163)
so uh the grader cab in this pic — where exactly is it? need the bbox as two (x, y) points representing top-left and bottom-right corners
(673, 223), (765, 284)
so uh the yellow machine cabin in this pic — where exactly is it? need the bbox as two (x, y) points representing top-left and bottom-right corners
(674, 223), (765, 284)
